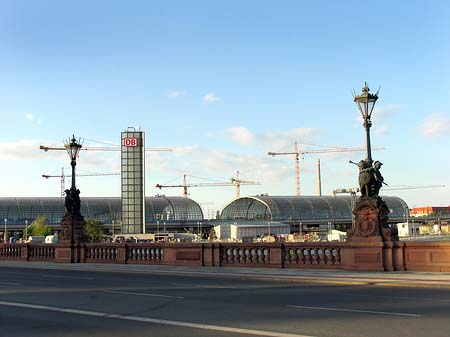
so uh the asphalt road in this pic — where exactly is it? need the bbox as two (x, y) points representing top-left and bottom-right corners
(1, 264), (450, 337)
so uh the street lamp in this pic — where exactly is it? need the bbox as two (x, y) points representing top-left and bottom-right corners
(353, 82), (379, 164)
(3, 218), (7, 243)
(112, 220), (115, 237)
(64, 135), (83, 191)
(25, 220), (28, 241)
(157, 221), (160, 240)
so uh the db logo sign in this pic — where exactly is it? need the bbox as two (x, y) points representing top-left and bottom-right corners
(124, 137), (138, 147)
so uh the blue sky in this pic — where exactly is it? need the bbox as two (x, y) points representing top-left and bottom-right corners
(1, 0), (449, 214)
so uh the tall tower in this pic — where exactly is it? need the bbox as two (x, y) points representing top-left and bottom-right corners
(121, 127), (145, 234)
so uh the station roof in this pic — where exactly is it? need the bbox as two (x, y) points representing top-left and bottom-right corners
(0, 196), (204, 226)
(221, 195), (409, 223)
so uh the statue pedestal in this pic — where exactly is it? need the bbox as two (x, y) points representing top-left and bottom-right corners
(348, 197), (398, 242)
(346, 197), (400, 271)
(55, 214), (87, 263)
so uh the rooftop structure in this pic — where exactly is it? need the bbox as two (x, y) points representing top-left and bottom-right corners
(221, 195), (409, 230)
(0, 196), (204, 233)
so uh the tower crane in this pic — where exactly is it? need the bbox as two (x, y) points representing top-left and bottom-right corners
(40, 145), (171, 152)
(155, 173), (260, 199)
(230, 170), (259, 198)
(268, 142), (385, 196)
(42, 167), (120, 196)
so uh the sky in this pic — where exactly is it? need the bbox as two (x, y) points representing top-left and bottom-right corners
(1, 0), (449, 216)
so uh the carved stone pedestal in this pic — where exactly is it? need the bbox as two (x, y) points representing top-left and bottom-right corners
(346, 197), (400, 271)
(55, 215), (87, 263)
(348, 197), (398, 242)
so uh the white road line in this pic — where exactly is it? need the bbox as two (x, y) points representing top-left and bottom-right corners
(287, 305), (422, 317)
(0, 301), (316, 337)
(104, 290), (184, 299)
(41, 274), (95, 280)
(346, 293), (450, 303)
(0, 281), (21, 286)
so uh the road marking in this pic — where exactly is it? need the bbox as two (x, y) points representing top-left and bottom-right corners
(0, 281), (21, 286)
(0, 301), (316, 337)
(346, 293), (450, 303)
(41, 274), (95, 280)
(287, 305), (422, 317)
(104, 290), (184, 299)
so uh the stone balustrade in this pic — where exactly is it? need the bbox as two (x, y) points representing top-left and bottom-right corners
(28, 244), (55, 261)
(1, 241), (450, 272)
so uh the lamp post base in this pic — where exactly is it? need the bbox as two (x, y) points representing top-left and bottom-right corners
(345, 197), (400, 271)
(55, 214), (87, 263)
(348, 197), (398, 242)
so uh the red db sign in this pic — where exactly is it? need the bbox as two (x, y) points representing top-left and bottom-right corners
(124, 137), (138, 147)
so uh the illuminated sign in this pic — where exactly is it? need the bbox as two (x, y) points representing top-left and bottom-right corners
(124, 137), (138, 147)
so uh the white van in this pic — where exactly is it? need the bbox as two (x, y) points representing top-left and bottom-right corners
(45, 235), (58, 244)
(28, 236), (45, 243)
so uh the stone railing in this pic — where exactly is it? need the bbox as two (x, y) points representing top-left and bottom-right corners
(28, 244), (55, 261)
(0, 244), (55, 261)
(82, 243), (165, 264)
(0, 244), (23, 260)
(84, 244), (120, 263)
(283, 243), (344, 269)
(126, 244), (164, 264)
(220, 245), (271, 265)
(1, 241), (450, 272)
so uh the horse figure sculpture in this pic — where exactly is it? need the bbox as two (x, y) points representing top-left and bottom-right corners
(350, 160), (386, 198)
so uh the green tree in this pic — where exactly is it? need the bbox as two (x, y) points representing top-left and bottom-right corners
(26, 215), (54, 237)
(84, 218), (104, 242)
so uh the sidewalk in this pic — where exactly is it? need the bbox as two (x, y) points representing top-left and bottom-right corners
(2, 260), (450, 288)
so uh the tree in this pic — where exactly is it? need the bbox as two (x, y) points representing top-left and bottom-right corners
(26, 215), (54, 237)
(84, 218), (104, 242)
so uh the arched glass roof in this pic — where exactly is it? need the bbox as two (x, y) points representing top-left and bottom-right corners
(0, 196), (203, 226)
(221, 195), (409, 223)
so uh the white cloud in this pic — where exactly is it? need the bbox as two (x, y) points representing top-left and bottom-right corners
(374, 125), (389, 136)
(419, 112), (450, 138)
(203, 92), (221, 103)
(167, 90), (186, 98)
(225, 127), (255, 145)
(0, 139), (63, 161)
(225, 126), (321, 150)
(373, 104), (401, 122)
(25, 113), (33, 120)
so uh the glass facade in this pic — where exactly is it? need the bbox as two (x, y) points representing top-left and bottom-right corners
(0, 196), (203, 231)
(121, 129), (145, 234)
(221, 195), (409, 224)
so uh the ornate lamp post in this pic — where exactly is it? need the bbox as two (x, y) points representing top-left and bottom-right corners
(3, 218), (7, 243)
(353, 82), (378, 164)
(59, 134), (87, 248)
(65, 135), (82, 194)
(348, 83), (398, 244)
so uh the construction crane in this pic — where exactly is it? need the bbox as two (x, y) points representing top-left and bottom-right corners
(268, 141), (385, 196)
(40, 144), (171, 152)
(155, 172), (260, 199)
(42, 167), (120, 196)
(230, 170), (259, 198)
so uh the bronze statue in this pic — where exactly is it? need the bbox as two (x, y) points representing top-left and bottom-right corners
(372, 161), (385, 196)
(64, 188), (82, 216)
(350, 159), (387, 197)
